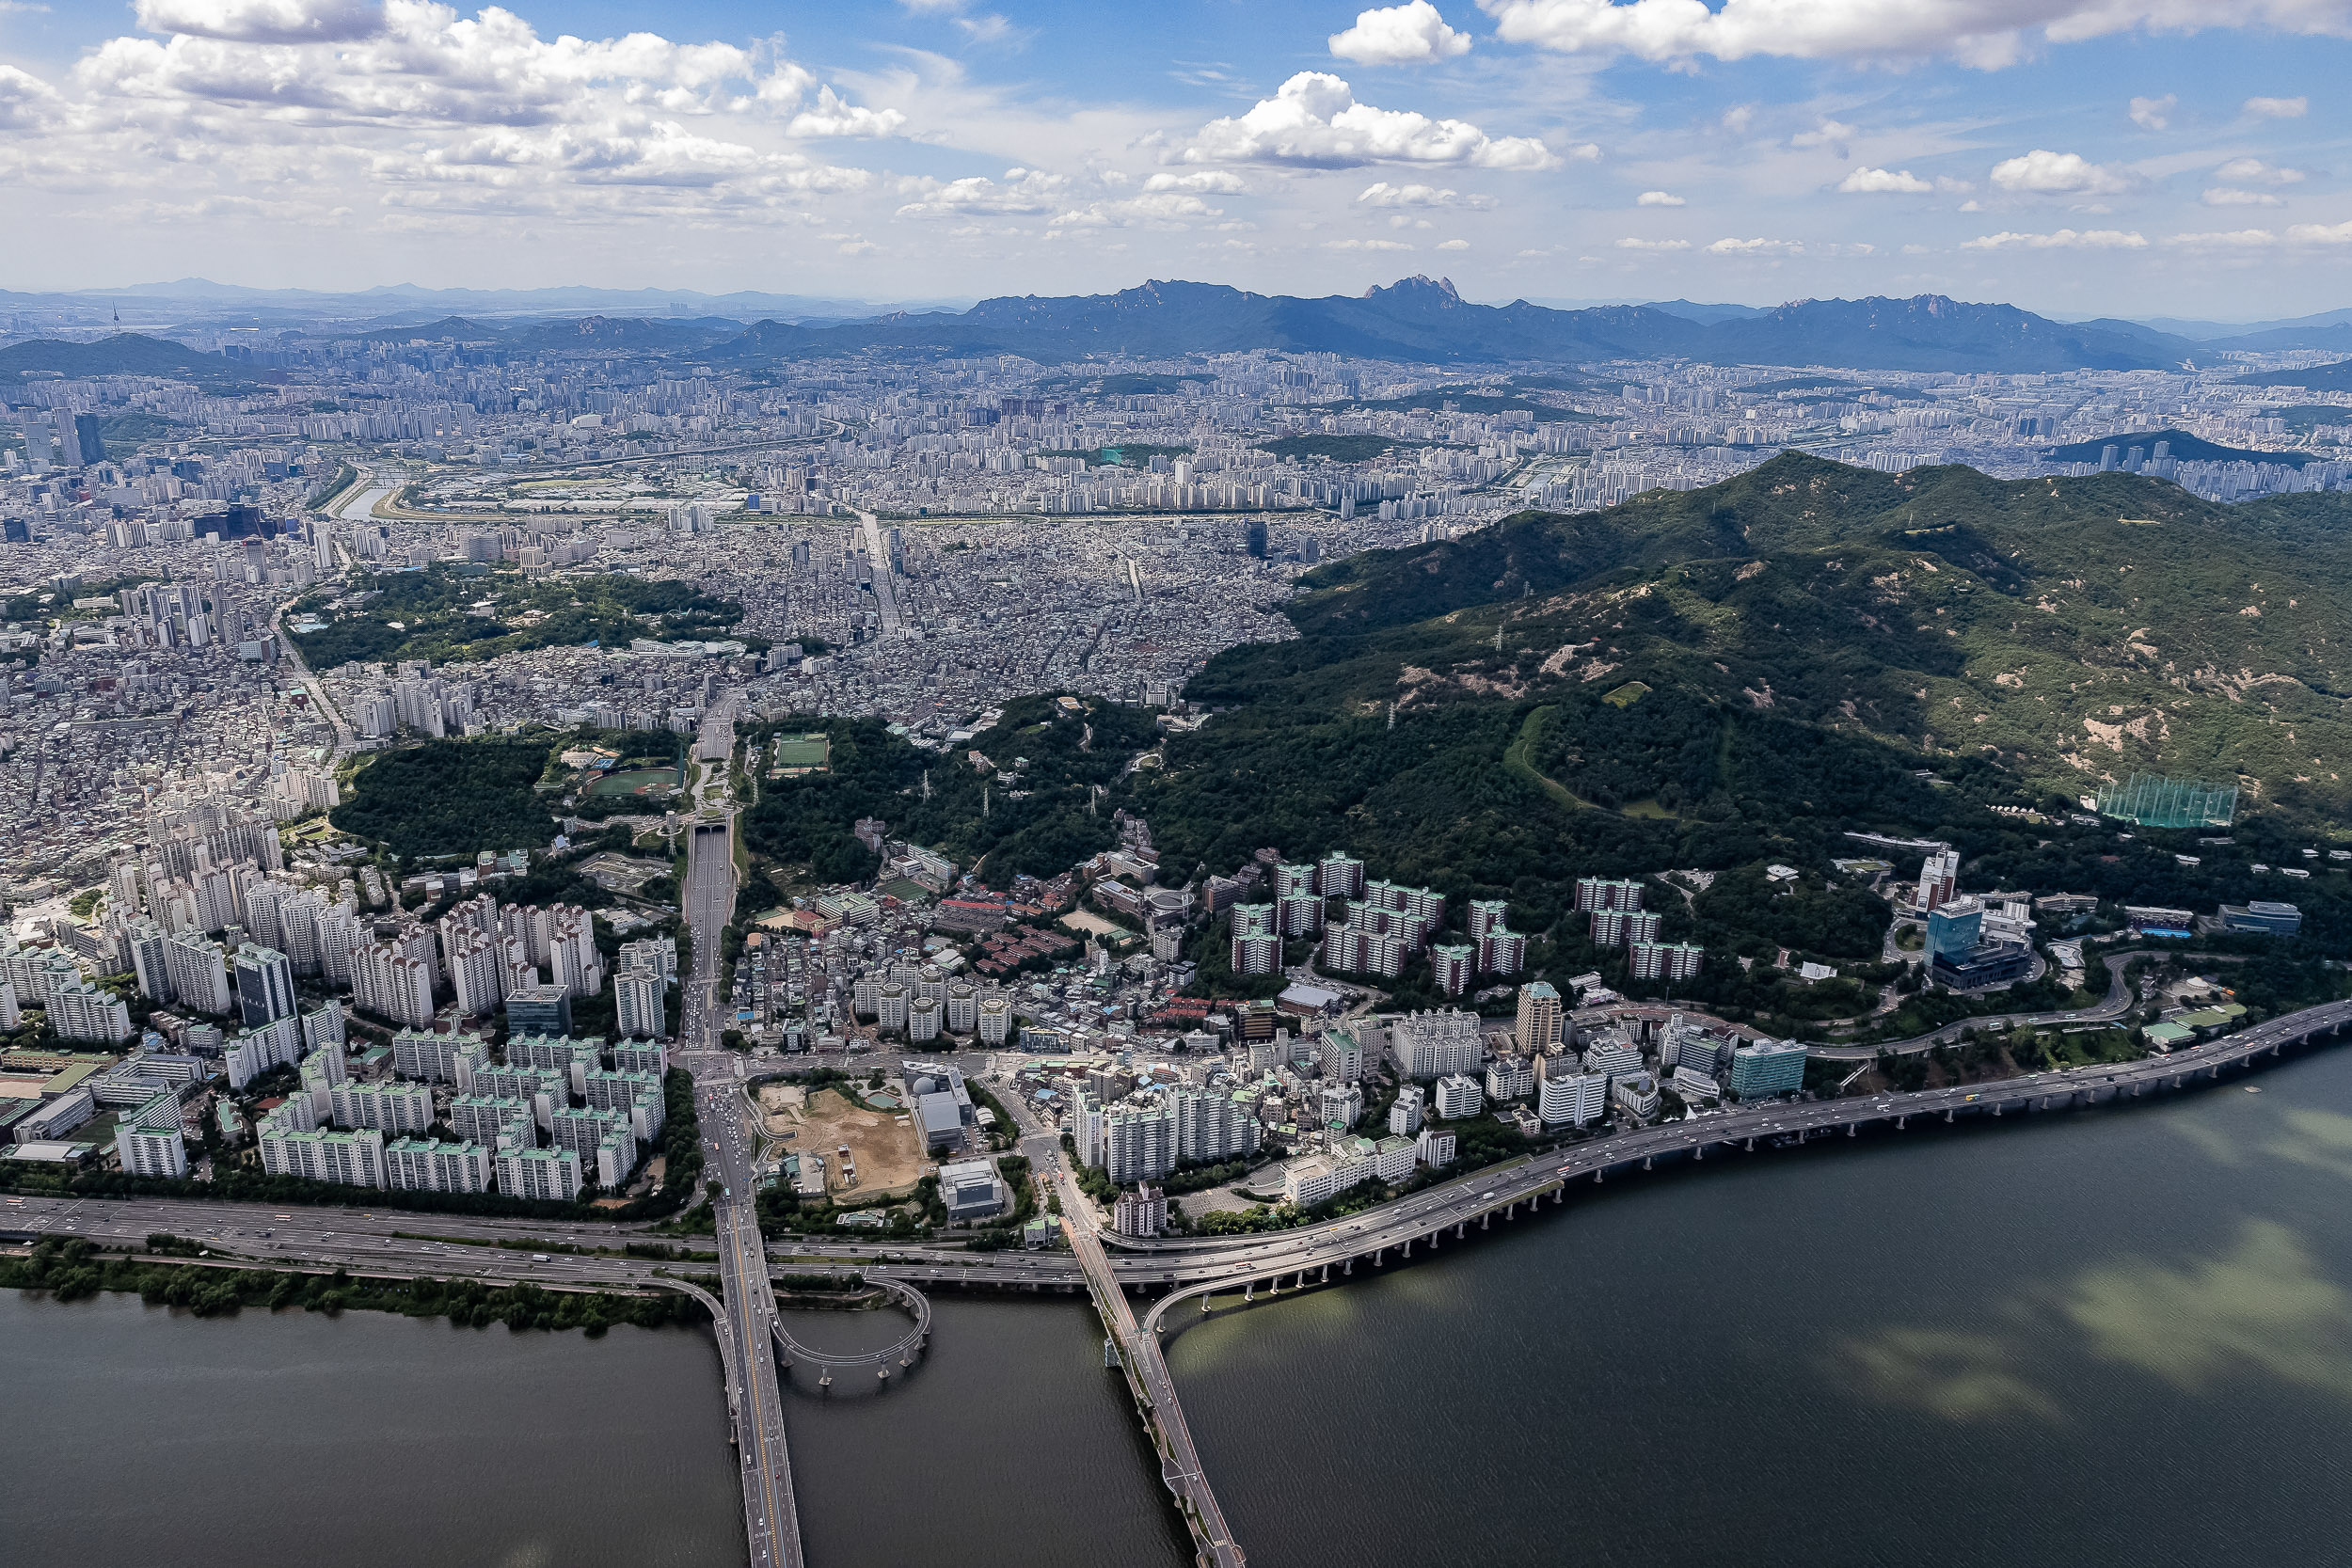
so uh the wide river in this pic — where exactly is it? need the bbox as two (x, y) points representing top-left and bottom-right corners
(11, 1041), (2352, 1566)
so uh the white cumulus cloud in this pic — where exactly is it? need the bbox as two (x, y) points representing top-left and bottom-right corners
(2166, 228), (2282, 247)
(1839, 166), (1932, 194)
(2203, 187), (2283, 207)
(1479, 0), (2352, 69)
(1990, 149), (2132, 195)
(1962, 227), (2147, 248)
(2128, 93), (2175, 130)
(1636, 188), (1684, 205)
(1145, 170), (1249, 194)
(0, 63), (64, 131)
(1184, 71), (1555, 169)
(1358, 180), (1491, 207)
(1330, 2), (1474, 65)
(1707, 236), (1802, 255)
(136, 0), (385, 44)
(787, 87), (908, 140)
(2217, 157), (2303, 184)
(2244, 94), (2309, 118)
(897, 167), (1070, 217)
(1615, 236), (1689, 249)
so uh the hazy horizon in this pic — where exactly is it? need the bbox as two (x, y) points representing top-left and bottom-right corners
(0, 3), (2346, 317)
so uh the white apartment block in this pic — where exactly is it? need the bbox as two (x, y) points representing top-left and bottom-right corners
(392, 1028), (489, 1085)
(385, 1137), (494, 1194)
(1391, 1009), (1484, 1080)
(497, 1145), (584, 1201)
(1433, 1073), (1484, 1120)
(331, 1080), (434, 1135)
(615, 969), (666, 1039)
(1538, 1071), (1609, 1128)
(223, 1015), (302, 1089)
(1486, 1056), (1535, 1102)
(258, 1109), (386, 1187)
(116, 1093), (189, 1178)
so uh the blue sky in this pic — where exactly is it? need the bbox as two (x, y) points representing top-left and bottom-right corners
(0, 1), (2346, 318)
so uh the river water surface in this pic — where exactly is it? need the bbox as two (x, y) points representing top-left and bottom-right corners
(1168, 1044), (2352, 1567)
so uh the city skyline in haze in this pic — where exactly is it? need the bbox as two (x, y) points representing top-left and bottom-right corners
(0, 1), (2348, 318)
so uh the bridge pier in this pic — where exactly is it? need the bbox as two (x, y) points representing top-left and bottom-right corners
(1374, 1249), (1384, 1266)
(1321, 1263), (1329, 1283)
(1745, 1137), (1755, 1151)
(1594, 1170), (1602, 1183)
(1402, 1238), (1412, 1258)
(1897, 1117), (1906, 1130)
(1695, 1144), (1705, 1160)
(1644, 1156), (1653, 1170)
(1344, 1258), (1353, 1275)
(1946, 1109), (1954, 1122)
(1554, 1186), (1564, 1205)
(1455, 1221), (1465, 1239)
(1848, 1123), (1856, 1137)
(1482, 1213), (1491, 1230)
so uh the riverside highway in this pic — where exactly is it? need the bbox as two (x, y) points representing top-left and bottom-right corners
(12, 997), (2352, 1301)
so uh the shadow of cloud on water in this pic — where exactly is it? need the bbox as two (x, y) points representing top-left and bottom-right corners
(2061, 1218), (2352, 1401)
(2261, 1108), (2352, 1183)
(1831, 1216), (2352, 1425)
(1829, 1327), (2067, 1425)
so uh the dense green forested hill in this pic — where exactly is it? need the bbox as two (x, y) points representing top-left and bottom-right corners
(334, 737), (559, 860)
(290, 564), (760, 669)
(1262, 452), (2352, 821)
(741, 696), (1161, 889)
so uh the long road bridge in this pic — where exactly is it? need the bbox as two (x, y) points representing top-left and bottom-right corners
(1057, 1164), (1246, 1568)
(681, 806), (805, 1568)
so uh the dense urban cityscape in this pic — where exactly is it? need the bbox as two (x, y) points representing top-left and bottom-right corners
(8, 2), (2352, 1566)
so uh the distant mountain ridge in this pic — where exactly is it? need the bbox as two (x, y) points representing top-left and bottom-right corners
(691, 277), (2202, 372)
(0, 286), (2249, 378)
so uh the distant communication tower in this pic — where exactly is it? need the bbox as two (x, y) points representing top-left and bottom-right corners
(2095, 773), (2238, 830)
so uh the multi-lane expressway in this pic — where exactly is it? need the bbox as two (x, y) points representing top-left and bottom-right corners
(8, 1001), (2343, 1307)
(16, 996), (2351, 1304)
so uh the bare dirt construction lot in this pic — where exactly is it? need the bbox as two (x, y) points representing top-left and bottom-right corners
(765, 1085), (929, 1198)
(756, 1083), (806, 1136)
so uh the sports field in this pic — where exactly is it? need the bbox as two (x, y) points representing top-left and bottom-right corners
(585, 766), (683, 798)
(771, 733), (830, 772)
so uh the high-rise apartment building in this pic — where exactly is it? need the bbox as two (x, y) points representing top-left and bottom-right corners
(232, 942), (295, 1028)
(1515, 981), (1564, 1054)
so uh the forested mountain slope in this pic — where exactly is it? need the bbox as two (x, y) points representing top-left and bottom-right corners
(1252, 452), (2352, 821)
